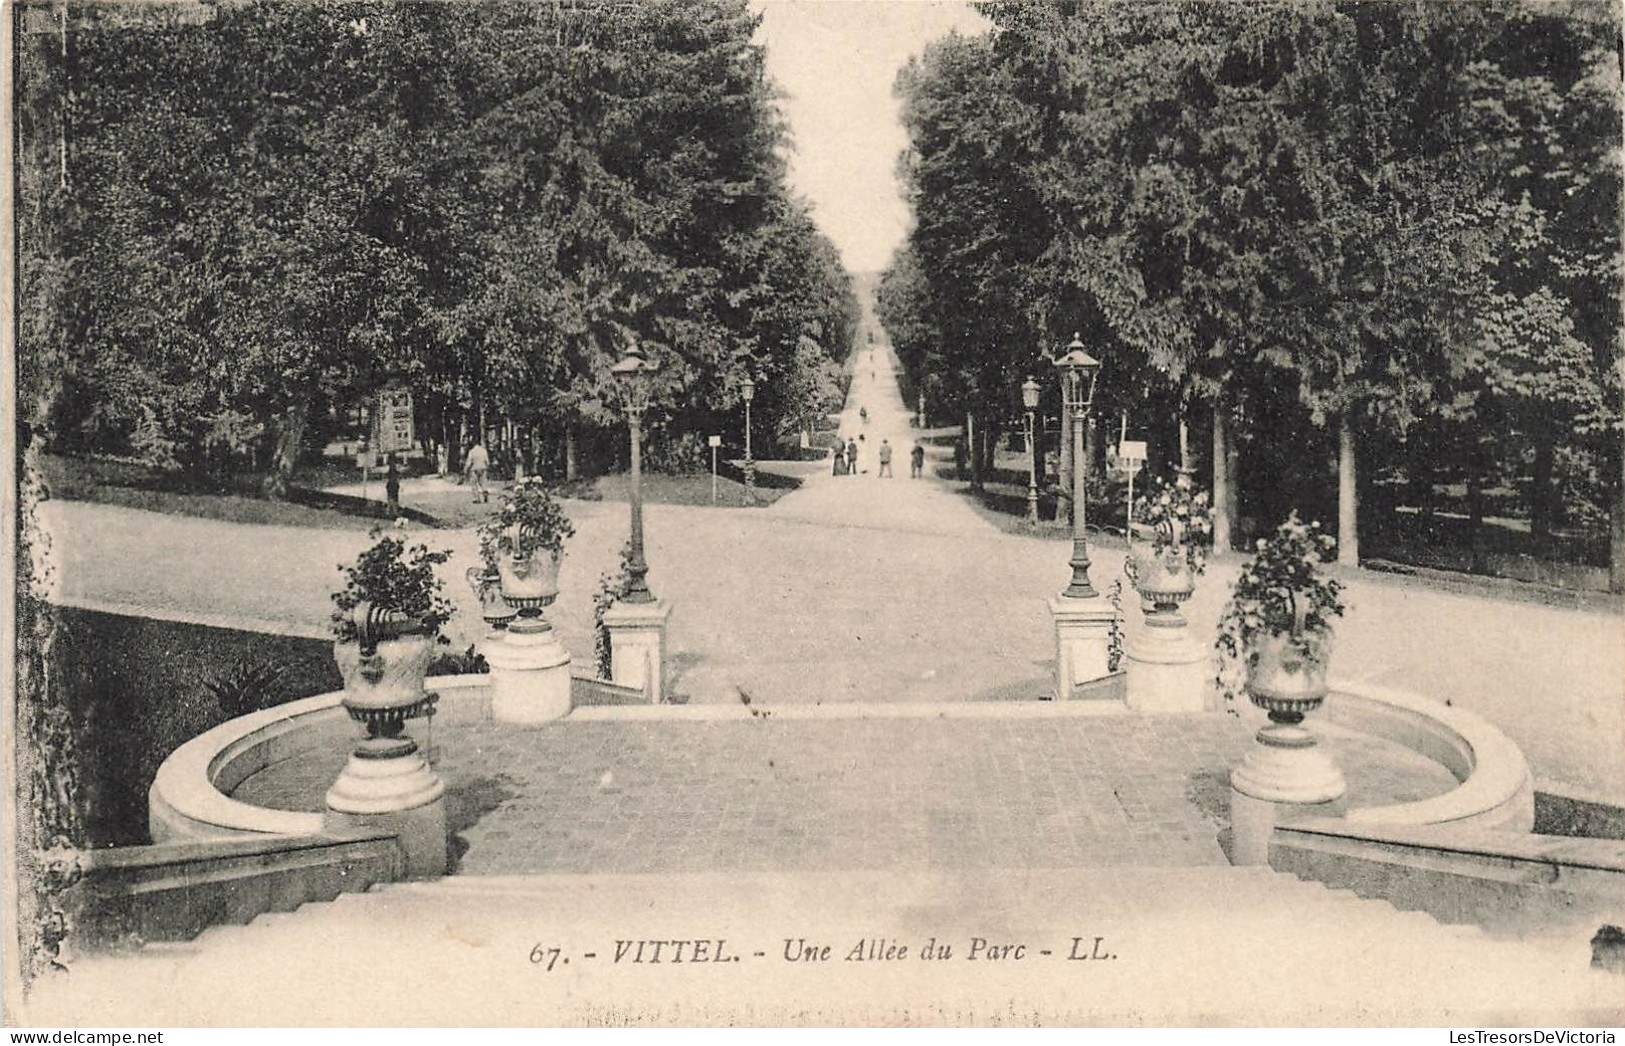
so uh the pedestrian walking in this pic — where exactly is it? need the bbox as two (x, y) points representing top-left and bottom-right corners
(877, 439), (893, 477)
(859, 406), (868, 426)
(846, 438), (858, 476)
(465, 440), (491, 503)
(832, 446), (847, 476)
(910, 441), (925, 479)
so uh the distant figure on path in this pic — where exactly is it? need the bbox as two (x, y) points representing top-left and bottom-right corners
(859, 406), (868, 426)
(910, 441), (925, 479)
(846, 438), (859, 475)
(832, 447), (847, 476)
(465, 440), (491, 503)
(877, 439), (894, 478)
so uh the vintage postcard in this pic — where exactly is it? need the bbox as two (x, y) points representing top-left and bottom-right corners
(4, 0), (1623, 1028)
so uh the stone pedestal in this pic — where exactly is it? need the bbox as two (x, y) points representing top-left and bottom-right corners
(325, 738), (448, 879)
(1124, 618), (1211, 714)
(1047, 595), (1115, 700)
(485, 616), (572, 723)
(1228, 723), (1348, 866)
(602, 598), (673, 703)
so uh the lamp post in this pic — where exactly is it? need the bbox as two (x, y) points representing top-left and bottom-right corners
(741, 376), (756, 505)
(1054, 333), (1102, 599)
(1021, 376), (1041, 525)
(611, 339), (660, 603)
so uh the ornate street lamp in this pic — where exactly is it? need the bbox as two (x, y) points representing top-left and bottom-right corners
(611, 339), (661, 604)
(741, 376), (756, 505)
(1021, 376), (1042, 525)
(1054, 333), (1102, 599)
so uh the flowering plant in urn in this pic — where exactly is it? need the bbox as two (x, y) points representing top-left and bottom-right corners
(1125, 475), (1214, 617)
(330, 525), (454, 713)
(479, 477), (575, 606)
(1130, 475), (1215, 573)
(1214, 513), (1345, 712)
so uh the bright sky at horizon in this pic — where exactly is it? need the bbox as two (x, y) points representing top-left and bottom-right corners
(753, 1), (990, 276)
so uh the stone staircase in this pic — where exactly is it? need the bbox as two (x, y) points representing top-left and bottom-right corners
(24, 866), (1622, 1026)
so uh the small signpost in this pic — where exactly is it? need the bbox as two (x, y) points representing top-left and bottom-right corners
(1119, 438), (1147, 532)
(708, 435), (722, 503)
(374, 387), (414, 509)
(355, 442), (375, 502)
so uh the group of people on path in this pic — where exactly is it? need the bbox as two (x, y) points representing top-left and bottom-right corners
(832, 423), (927, 480)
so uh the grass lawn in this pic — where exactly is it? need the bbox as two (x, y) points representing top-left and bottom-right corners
(36, 454), (446, 531)
(589, 469), (798, 508)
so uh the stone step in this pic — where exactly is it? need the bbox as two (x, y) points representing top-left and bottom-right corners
(24, 867), (1619, 1026)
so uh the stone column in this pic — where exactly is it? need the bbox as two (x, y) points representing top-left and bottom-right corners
(485, 615), (572, 723)
(1123, 619), (1209, 714)
(326, 727), (447, 879)
(603, 598), (673, 703)
(1229, 715), (1347, 865)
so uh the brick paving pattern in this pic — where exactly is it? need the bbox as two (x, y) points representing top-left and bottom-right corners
(234, 712), (1457, 874)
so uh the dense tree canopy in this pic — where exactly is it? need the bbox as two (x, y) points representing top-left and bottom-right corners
(878, 0), (1623, 587)
(17, 0), (857, 488)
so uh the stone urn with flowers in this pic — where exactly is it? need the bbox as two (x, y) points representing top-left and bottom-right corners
(1124, 473), (1214, 628)
(1220, 512), (1349, 811)
(478, 478), (577, 723)
(330, 527), (455, 715)
(479, 478), (575, 616)
(1120, 473), (1216, 713)
(325, 525), (456, 877)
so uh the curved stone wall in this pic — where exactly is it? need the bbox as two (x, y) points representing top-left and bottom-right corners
(152, 673), (1537, 843)
(149, 675), (492, 841)
(1325, 679), (1535, 832)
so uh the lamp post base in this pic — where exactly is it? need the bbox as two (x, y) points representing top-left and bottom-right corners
(1047, 594), (1115, 699)
(1060, 535), (1096, 599)
(603, 598), (673, 703)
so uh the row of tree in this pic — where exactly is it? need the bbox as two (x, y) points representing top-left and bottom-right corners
(17, 0), (858, 492)
(877, 0), (1623, 589)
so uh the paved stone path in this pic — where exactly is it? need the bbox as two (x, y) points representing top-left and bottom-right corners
(234, 709), (1457, 874)
(31, 337), (1625, 803)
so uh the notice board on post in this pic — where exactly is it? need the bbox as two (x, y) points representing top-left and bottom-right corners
(375, 387), (415, 455)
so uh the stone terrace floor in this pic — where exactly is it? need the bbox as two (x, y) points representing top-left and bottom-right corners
(234, 709), (1457, 874)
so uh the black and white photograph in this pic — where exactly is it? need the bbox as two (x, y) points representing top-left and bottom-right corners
(4, 0), (1624, 1028)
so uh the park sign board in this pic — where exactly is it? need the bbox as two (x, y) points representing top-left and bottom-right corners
(375, 388), (415, 455)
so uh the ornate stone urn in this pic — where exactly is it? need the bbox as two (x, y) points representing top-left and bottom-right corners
(496, 545), (562, 607)
(466, 565), (515, 633)
(1245, 629), (1330, 714)
(1125, 521), (1196, 627)
(332, 603), (437, 715)
(1232, 597), (1344, 807)
(326, 602), (446, 878)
